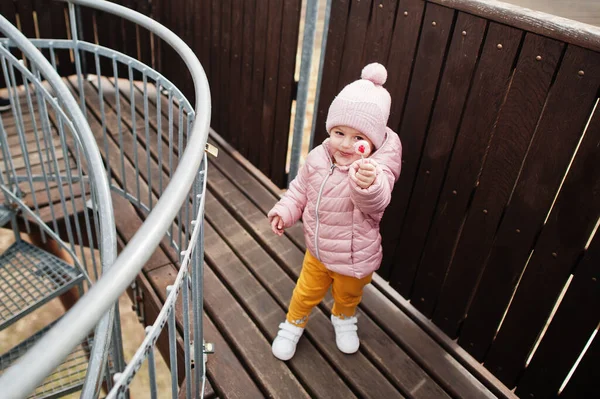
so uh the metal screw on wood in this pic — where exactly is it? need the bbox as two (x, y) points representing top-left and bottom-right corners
(536, 55), (542, 61)
(578, 70), (585, 76)
(552, 252), (558, 258)
(483, 209), (488, 214)
(497, 44), (503, 49)
(592, 277), (597, 282)
(425, 170), (430, 175)
(404, 11), (408, 16)
(432, 21), (437, 27)
(379, 3), (383, 8)
(452, 190), (457, 195)
(462, 31), (467, 36)
(516, 229), (521, 233)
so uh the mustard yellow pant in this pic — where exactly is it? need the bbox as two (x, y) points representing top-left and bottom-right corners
(287, 250), (373, 327)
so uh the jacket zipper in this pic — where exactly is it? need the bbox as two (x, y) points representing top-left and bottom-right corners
(314, 162), (335, 260)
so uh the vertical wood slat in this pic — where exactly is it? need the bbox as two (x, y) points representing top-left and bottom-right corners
(334, 0), (373, 112)
(13, 0), (35, 83)
(120, 0), (139, 60)
(106, 0), (130, 79)
(269, 0), (302, 187)
(136, 0), (153, 69)
(95, 4), (121, 77)
(247, 0), (268, 167)
(209, 0), (222, 134)
(0, 1), (17, 30)
(238, 0), (256, 159)
(14, 0), (36, 39)
(216, 0), (232, 144)
(378, 0), (427, 279)
(73, 2), (96, 76)
(385, 0), (427, 132)
(386, 12), (486, 294)
(313, 0), (351, 145)
(460, 33), (575, 348)
(432, 34), (565, 337)
(407, 23), (522, 316)
(559, 332), (600, 398)
(381, 3), (456, 285)
(257, 0), (283, 177)
(196, 0), (212, 80)
(362, 0), (398, 65)
(516, 233), (600, 398)
(483, 47), (600, 387)
(228, 0), (243, 151)
(0, 1), (17, 89)
(460, 45), (600, 372)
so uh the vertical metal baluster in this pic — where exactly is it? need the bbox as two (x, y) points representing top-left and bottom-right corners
(177, 102), (183, 252)
(156, 79), (163, 195)
(193, 161), (206, 398)
(113, 57), (127, 196)
(69, 144), (91, 279)
(0, 57), (17, 183)
(184, 114), (192, 249)
(69, 3), (86, 112)
(23, 68), (50, 244)
(95, 51), (111, 185)
(168, 90), (174, 246)
(3, 59), (37, 235)
(143, 72), (153, 210)
(111, 303), (126, 376)
(128, 64), (141, 208)
(167, 286), (179, 399)
(182, 270), (192, 399)
(0, 55), (22, 241)
(33, 69), (60, 237)
(145, 326), (158, 399)
(52, 117), (77, 257)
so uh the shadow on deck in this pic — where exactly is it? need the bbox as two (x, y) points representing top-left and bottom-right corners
(6, 76), (511, 399)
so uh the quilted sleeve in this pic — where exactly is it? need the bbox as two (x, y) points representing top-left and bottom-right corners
(348, 159), (395, 222)
(267, 163), (309, 227)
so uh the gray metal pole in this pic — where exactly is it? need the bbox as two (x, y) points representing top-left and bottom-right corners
(287, 0), (318, 185)
(308, 0), (332, 151)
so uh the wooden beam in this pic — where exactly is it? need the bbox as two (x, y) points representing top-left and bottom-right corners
(429, 0), (600, 52)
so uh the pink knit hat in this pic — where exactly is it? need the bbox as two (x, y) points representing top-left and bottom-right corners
(326, 63), (391, 149)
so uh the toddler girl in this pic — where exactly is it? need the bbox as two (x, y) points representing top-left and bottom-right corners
(268, 63), (402, 360)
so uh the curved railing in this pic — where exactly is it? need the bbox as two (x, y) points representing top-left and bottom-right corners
(0, 0), (211, 397)
(0, 9), (120, 398)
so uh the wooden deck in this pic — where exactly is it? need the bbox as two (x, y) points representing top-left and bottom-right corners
(5, 77), (511, 398)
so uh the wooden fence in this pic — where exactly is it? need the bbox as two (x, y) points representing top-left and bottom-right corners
(315, 0), (599, 396)
(0, 0), (301, 187)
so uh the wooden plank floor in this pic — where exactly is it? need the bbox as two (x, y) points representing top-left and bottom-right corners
(9, 76), (506, 398)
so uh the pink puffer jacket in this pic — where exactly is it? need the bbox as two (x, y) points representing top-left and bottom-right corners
(268, 128), (402, 278)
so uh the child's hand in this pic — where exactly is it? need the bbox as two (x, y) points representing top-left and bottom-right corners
(270, 215), (285, 236)
(351, 161), (377, 189)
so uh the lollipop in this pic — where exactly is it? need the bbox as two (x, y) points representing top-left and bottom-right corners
(353, 140), (371, 163)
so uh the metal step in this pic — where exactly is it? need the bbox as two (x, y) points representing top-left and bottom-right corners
(0, 240), (84, 330)
(0, 321), (97, 399)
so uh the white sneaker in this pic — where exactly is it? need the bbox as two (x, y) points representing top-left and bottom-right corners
(272, 321), (304, 361)
(331, 314), (360, 354)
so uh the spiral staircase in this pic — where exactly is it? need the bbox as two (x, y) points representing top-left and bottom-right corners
(0, 0), (211, 397)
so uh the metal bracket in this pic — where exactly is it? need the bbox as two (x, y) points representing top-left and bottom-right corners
(190, 340), (214, 369)
(130, 281), (145, 324)
(205, 143), (218, 157)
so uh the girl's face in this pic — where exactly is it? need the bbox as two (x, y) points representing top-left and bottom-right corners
(328, 126), (374, 166)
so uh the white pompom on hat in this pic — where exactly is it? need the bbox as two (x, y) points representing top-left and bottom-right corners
(325, 63), (391, 149)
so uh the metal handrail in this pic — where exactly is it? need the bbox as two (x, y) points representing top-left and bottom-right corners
(0, 11), (118, 397)
(0, 0), (211, 397)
